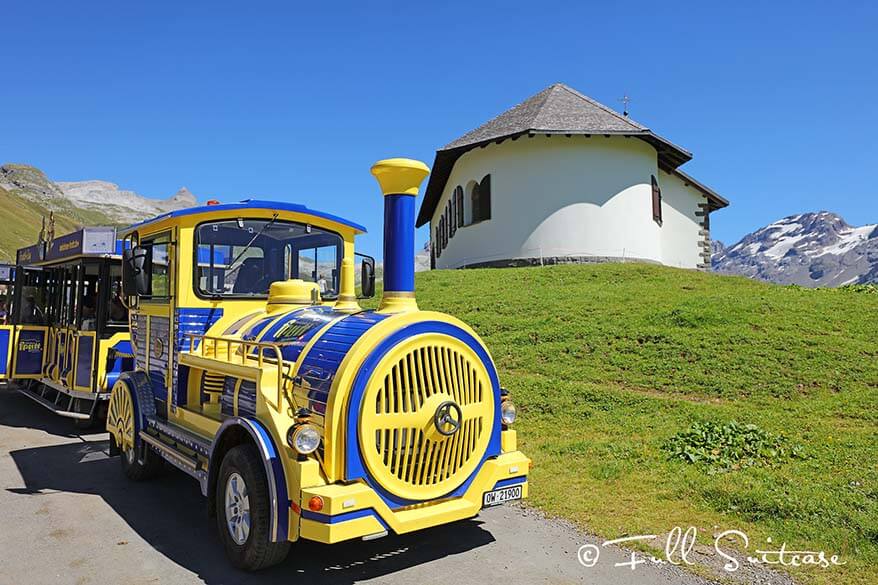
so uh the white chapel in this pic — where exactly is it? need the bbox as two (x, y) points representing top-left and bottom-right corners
(417, 83), (729, 270)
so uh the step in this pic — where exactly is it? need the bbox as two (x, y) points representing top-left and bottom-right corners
(145, 416), (212, 457)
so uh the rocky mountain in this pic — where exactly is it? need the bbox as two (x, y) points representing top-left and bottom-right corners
(0, 163), (197, 260)
(415, 241), (431, 272)
(0, 163), (196, 225)
(712, 212), (878, 287)
(56, 181), (197, 223)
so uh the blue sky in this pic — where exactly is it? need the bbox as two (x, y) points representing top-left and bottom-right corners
(2, 1), (876, 258)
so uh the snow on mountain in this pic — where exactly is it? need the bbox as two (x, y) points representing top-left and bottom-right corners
(712, 212), (878, 287)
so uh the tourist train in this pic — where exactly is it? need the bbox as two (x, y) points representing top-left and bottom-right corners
(0, 157), (528, 570)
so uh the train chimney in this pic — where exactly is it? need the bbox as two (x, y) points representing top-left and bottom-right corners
(370, 158), (430, 313)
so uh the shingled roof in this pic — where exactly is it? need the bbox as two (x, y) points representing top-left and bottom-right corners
(417, 83), (696, 227)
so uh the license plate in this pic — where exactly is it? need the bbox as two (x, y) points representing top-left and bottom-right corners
(483, 485), (522, 507)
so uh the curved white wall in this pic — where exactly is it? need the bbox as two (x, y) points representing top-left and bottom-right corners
(657, 169), (707, 268)
(430, 135), (707, 270)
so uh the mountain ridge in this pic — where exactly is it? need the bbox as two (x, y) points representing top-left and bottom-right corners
(712, 211), (878, 286)
(0, 162), (197, 261)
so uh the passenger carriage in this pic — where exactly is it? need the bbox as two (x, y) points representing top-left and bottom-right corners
(106, 158), (530, 570)
(0, 228), (133, 426)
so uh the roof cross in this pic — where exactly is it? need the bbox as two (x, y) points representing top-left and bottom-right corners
(619, 94), (631, 117)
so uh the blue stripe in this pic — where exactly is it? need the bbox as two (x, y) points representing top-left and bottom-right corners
(112, 340), (133, 355)
(301, 507), (390, 530)
(175, 308), (224, 351)
(493, 476), (527, 490)
(175, 308), (223, 407)
(242, 418), (290, 541)
(75, 335), (94, 388)
(0, 328), (10, 376)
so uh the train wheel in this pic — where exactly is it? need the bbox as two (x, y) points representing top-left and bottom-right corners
(216, 444), (290, 570)
(107, 381), (161, 480)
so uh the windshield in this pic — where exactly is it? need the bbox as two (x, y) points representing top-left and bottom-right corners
(195, 218), (343, 298)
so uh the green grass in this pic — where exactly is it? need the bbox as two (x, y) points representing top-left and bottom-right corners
(0, 163), (125, 261)
(0, 186), (81, 261)
(370, 264), (878, 585)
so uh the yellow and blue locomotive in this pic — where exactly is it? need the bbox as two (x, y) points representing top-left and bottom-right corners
(106, 158), (529, 570)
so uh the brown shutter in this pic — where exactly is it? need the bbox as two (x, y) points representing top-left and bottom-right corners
(651, 175), (662, 225)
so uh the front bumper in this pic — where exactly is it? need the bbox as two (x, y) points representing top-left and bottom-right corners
(294, 433), (530, 544)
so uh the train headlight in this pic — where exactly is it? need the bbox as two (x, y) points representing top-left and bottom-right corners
(500, 400), (517, 425)
(288, 424), (321, 455)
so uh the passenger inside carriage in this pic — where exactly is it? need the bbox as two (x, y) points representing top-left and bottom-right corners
(108, 283), (127, 324)
(81, 296), (97, 331)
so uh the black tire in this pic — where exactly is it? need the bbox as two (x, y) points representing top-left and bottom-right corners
(119, 437), (163, 481)
(216, 444), (290, 571)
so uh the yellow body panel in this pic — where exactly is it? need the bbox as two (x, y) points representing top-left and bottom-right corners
(296, 447), (529, 543)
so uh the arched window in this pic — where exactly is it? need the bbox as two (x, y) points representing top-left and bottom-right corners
(448, 193), (457, 238)
(454, 186), (464, 227)
(434, 226), (441, 258)
(467, 181), (480, 225)
(651, 175), (662, 225)
(448, 198), (456, 238)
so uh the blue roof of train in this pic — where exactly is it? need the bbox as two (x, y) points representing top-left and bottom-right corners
(124, 199), (368, 233)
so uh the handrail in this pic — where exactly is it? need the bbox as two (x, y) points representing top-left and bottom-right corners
(183, 333), (289, 408)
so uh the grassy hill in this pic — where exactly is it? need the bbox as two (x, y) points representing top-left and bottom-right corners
(372, 264), (877, 585)
(0, 164), (126, 261)
(0, 185), (82, 261)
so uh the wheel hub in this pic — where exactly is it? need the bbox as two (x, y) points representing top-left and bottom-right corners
(225, 472), (251, 545)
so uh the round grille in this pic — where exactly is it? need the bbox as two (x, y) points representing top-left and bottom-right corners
(358, 333), (495, 500)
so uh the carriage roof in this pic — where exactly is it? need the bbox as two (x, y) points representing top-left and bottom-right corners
(15, 227), (122, 267)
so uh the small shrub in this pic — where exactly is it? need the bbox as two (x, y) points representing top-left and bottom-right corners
(663, 420), (805, 473)
(840, 283), (878, 294)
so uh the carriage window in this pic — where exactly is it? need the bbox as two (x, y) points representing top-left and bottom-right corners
(195, 218), (343, 299)
(80, 263), (100, 330)
(14, 269), (49, 325)
(107, 264), (128, 326)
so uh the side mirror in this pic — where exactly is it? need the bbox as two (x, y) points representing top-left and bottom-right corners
(358, 254), (376, 299)
(123, 246), (149, 297)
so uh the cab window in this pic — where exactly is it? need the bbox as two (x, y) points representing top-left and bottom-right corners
(141, 234), (171, 299)
(195, 218), (342, 299)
